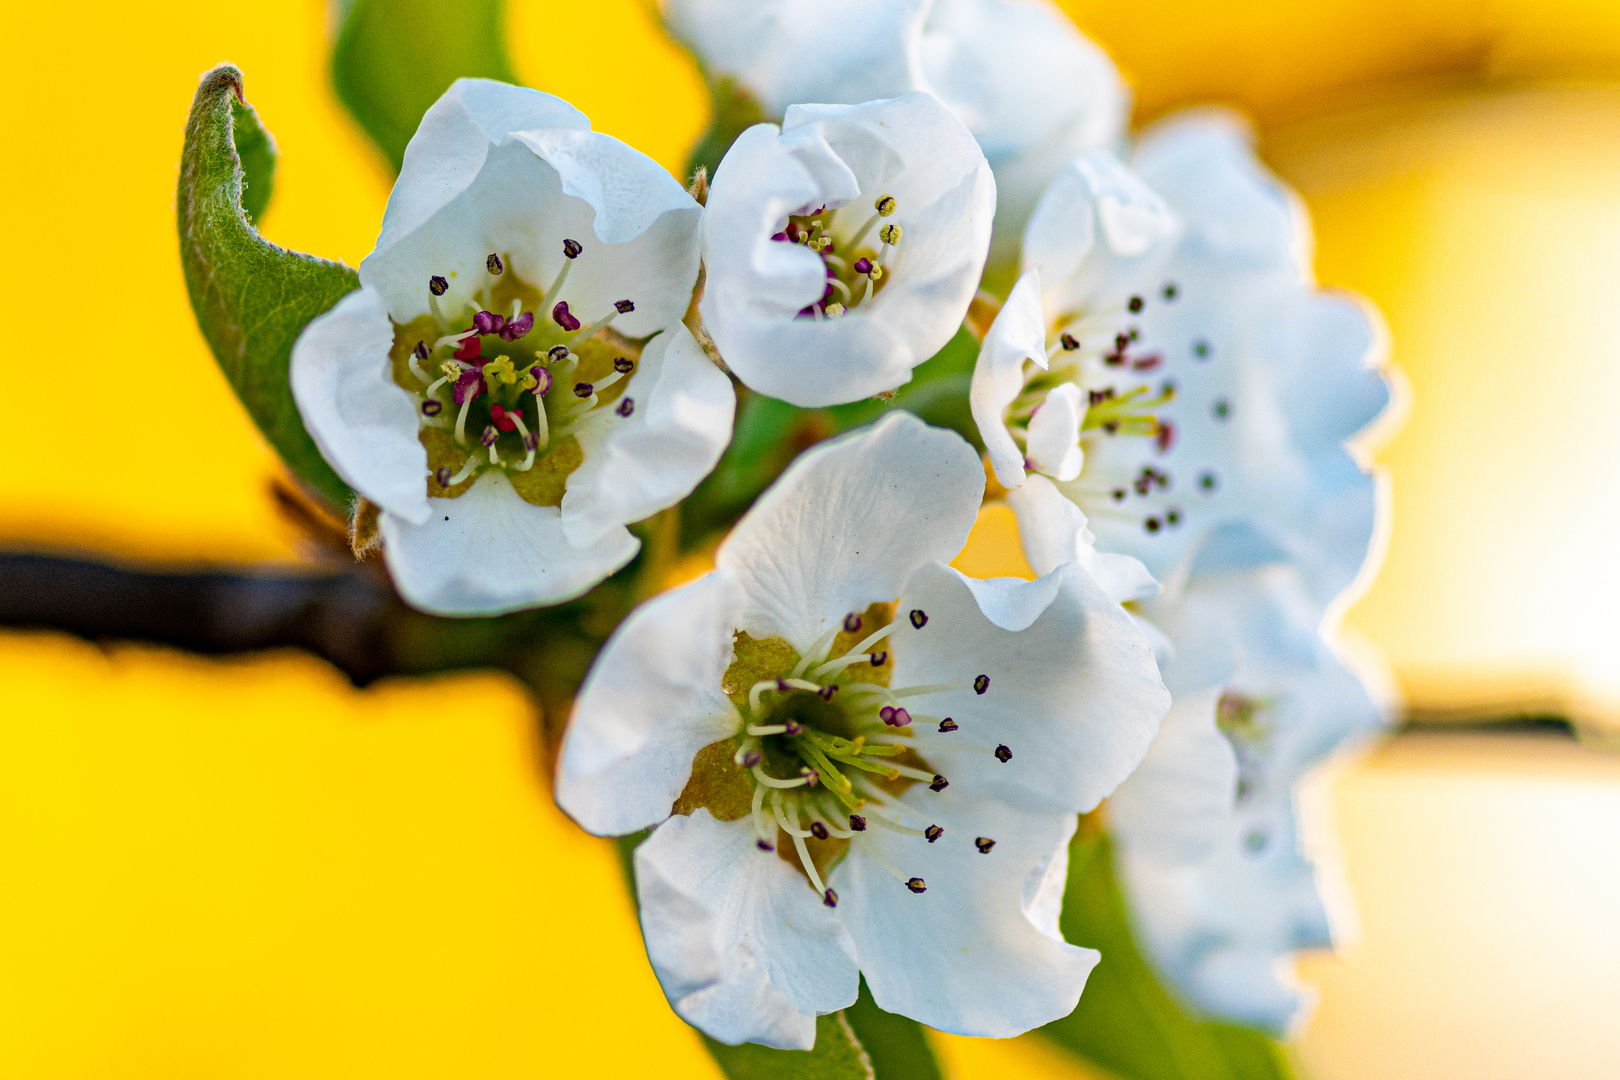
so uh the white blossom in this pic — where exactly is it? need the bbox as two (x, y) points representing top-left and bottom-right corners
(700, 93), (994, 406)
(976, 114), (1391, 605)
(663, 0), (1126, 261)
(291, 79), (732, 615)
(556, 412), (1168, 1047)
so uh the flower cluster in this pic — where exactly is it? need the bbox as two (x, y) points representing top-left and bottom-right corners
(268, 0), (1393, 1054)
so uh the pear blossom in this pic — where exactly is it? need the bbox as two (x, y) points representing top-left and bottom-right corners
(662, 0), (1125, 261)
(974, 115), (1391, 604)
(700, 93), (994, 406)
(556, 412), (1168, 1048)
(291, 79), (732, 615)
(1012, 475), (1384, 1030)
(1114, 563), (1387, 1031)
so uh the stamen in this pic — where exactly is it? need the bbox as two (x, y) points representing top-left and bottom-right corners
(927, 775), (949, 792)
(486, 253), (503, 275)
(994, 744), (1012, 762)
(510, 412), (536, 471)
(879, 223), (902, 246)
(938, 718), (958, 732)
(906, 878), (927, 894)
(454, 391), (475, 444)
(429, 275), (448, 296)
(791, 623), (846, 679)
(614, 299), (635, 313)
(908, 609), (927, 629)
(616, 397), (635, 417)
(499, 311), (534, 341)
(447, 455), (479, 486)
(849, 814), (867, 831)
(924, 824), (943, 843)
(434, 466), (452, 488)
(974, 675), (990, 695)
(531, 391), (549, 452)
(812, 623), (895, 678)
(752, 765), (812, 789)
(421, 400), (443, 418)
(823, 889), (838, 908)
(562, 238), (583, 259)
(975, 837), (996, 853)
(552, 301), (581, 332)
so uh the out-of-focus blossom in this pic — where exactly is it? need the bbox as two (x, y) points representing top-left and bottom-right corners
(701, 93), (993, 406)
(1115, 564), (1388, 1031)
(663, 0), (1126, 261)
(292, 79), (732, 615)
(978, 114), (1390, 604)
(556, 413), (1168, 1048)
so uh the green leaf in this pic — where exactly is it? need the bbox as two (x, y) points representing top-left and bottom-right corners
(843, 978), (945, 1080)
(178, 65), (359, 511)
(1041, 824), (1295, 1080)
(331, 0), (519, 173)
(685, 75), (771, 184)
(703, 1013), (874, 1080)
(230, 97), (276, 225)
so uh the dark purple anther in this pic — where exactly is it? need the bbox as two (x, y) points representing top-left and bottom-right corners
(909, 609), (927, 629)
(974, 675), (989, 695)
(783, 720), (805, 736)
(938, 718), (958, 733)
(844, 613), (862, 633)
(453, 370), (485, 404)
(854, 257), (873, 275)
(486, 253), (504, 275)
(742, 749), (762, 768)
(879, 706), (896, 724)
(817, 685), (837, 701)
(523, 433), (538, 451)
(547, 345), (570, 363)
(849, 814), (867, 832)
(573, 382), (593, 399)
(928, 775), (948, 792)
(994, 744), (1012, 762)
(823, 889), (838, 908)
(802, 769), (820, 787)
(1060, 333), (1079, 351)
(500, 311), (534, 340)
(924, 824), (943, 843)
(756, 839), (774, 852)
(473, 310), (504, 335)
(422, 400), (442, 417)
(553, 301), (581, 332)
(614, 299), (635, 313)
(480, 426), (498, 448)
(615, 397), (634, 417)
(888, 708), (911, 727)
(435, 466), (452, 487)
(810, 821), (829, 840)
(532, 368), (553, 396)
(562, 238), (583, 259)
(429, 275), (448, 296)
(776, 678), (790, 692)
(906, 878), (927, 894)
(613, 357), (634, 373)
(413, 340), (429, 360)
(870, 651), (887, 667)
(975, 837), (995, 853)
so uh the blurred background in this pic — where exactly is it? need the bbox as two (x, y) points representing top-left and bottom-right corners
(3, 0), (1620, 1076)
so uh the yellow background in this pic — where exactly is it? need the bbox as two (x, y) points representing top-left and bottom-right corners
(5, 0), (1620, 1076)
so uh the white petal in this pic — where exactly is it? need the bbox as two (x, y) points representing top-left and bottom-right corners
(717, 413), (982, 652)
(661, 0), (930, 118)
(1024, 383), (1083, 481)
(702, 94), (994, 407)
(380, 470), (638, 615)
(890, 560), (1168, 814)
(635, 810), (859, 1049)
(918, 0), (1128, 261)
(833, 794), (1096, 1036)
(289, 287), (430, 524)
(369, 79), (589, 272)
(363, 94), (699, 340)
(562, 324), (737, 548)
(1022, 151), (1178, 313)
(1109, 687), (1237, 863)
(1004, 472), (1159, 603)
(556, 572), (745, 836)
(969, 268), (1046, 489)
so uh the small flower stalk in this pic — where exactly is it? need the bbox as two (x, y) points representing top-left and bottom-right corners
(291, 80), (734, 615)
(700, 92), (995, 406)
(556, 413), (1168, 1048)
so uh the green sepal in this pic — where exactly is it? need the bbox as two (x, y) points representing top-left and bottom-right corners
(685, 75), (771, 184)
(703, 1013), (874, 1080)
(178, 65), (358, 511)
(331, 0), (519, 173)
(1041, 825), (1296, 1080)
